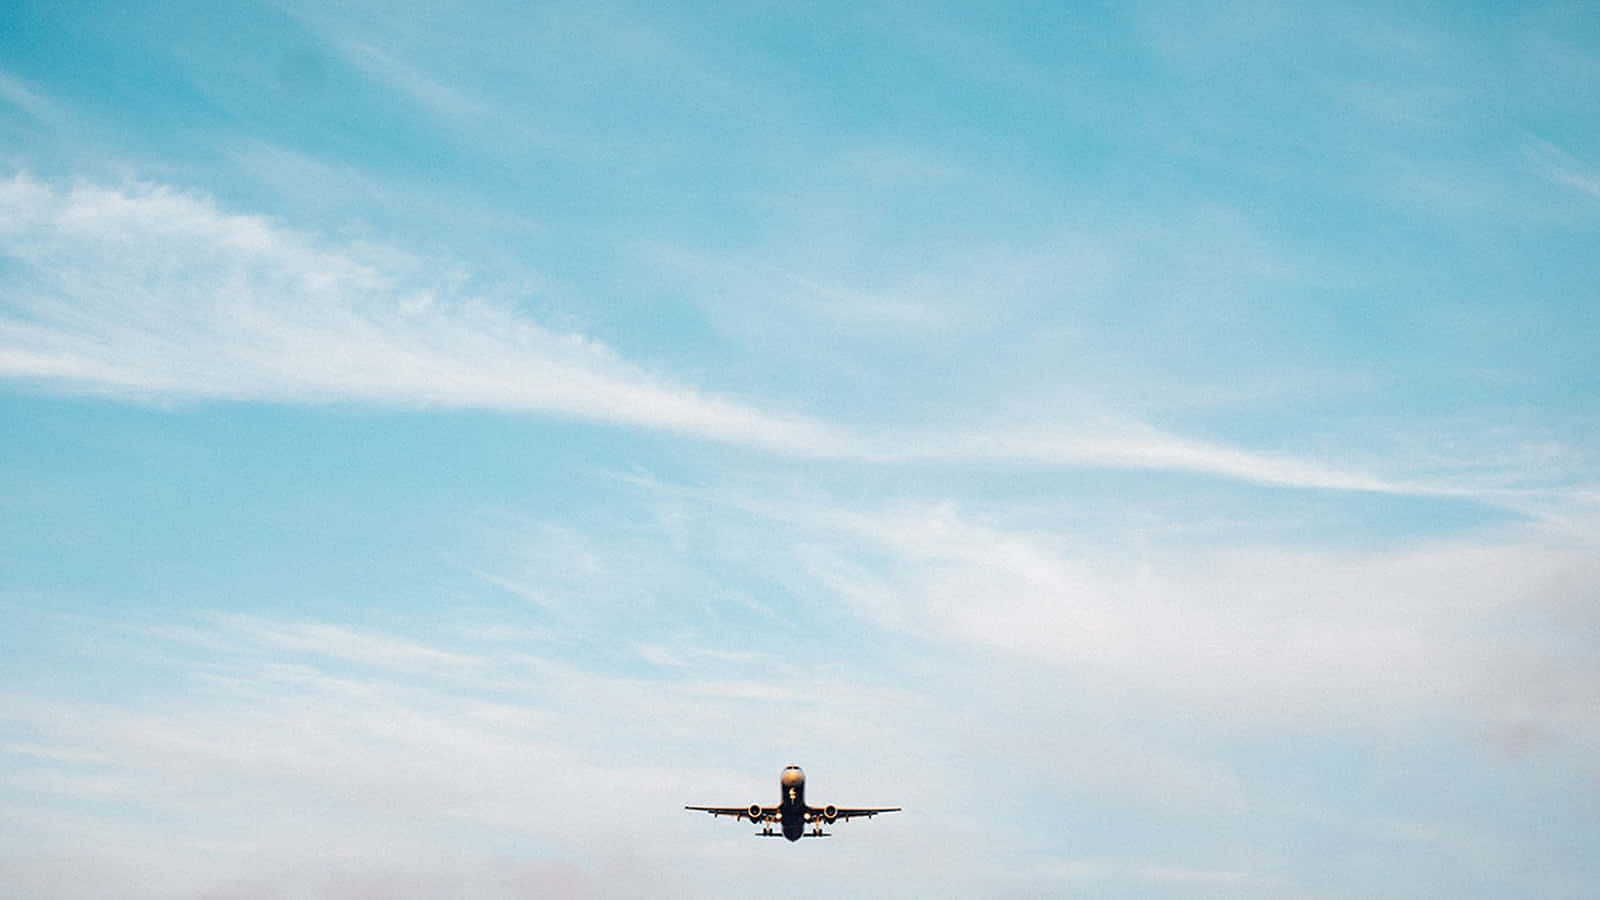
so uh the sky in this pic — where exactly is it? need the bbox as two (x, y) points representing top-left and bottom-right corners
(1, 1), (1597, 897)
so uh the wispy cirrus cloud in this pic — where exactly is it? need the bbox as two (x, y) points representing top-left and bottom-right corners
(1527, 137), (1600, 201)
(0, 69), (57, 122)
(0, 173), (848, 453)
(333, 40), (559, 156)
(0, 173), (1561, 505)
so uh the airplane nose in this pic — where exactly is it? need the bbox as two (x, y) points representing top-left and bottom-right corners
(780, 767), (805, 787)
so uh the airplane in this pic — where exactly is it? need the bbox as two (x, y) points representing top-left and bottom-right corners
(685, 765), (900, 841)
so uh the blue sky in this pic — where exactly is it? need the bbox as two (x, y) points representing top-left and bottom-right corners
(2, 1), (1597, 896)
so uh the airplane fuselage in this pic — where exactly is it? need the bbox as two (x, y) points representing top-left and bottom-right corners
(778, 765), (806, 841)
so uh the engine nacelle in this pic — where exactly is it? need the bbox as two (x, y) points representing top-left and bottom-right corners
(747, 804), (765, 821)
(822, 805), (839, 822)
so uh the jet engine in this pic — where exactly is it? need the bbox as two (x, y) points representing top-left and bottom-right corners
(747, 804), (765, 821)
(822, 805), (839, 822)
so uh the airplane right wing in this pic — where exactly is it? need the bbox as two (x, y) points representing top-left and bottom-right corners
(816, 806), (901, 820)
(685, 805), (776, 823)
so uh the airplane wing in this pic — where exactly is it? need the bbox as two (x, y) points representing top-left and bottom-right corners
(685, 805), (776, 823)
(809, 806), (901, 821)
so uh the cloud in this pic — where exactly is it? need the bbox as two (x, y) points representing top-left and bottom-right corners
(900, 425), (1408, 493)
(1527, 138), (1600, 201)
(4, 458), (1595, 898)
(1135, 866), (1274, 887)
(0, 611), (969, 898)
(334, 40), (556, 156)
(463, 469), (1600, 771)
(697, 489), (1600, 741)
(6, 579), (1585, 898)
(0, 173), (1561, 505)
(0, 174), (849, 453)
(0, 69), (58, 122)
(210, 614), (484, 669)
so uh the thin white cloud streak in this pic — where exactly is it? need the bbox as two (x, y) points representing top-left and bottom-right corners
(0, 173), (1543, 503)
(0, 69), (58, 122)
(1527, 138), (1600, 201)
(910, 427), (1408, 493)
(335, 40), (559, 156)
(212, 613), (484, 669)
(0, 174), (845, 453)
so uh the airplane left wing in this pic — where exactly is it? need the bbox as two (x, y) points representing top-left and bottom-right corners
(685, 805), (775, 823)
